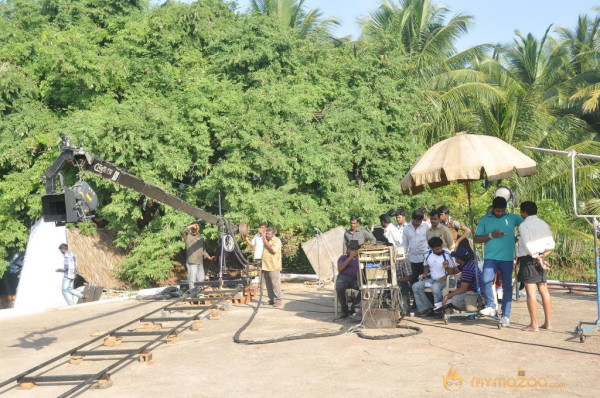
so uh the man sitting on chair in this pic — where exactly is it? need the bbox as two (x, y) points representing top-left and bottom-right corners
(336, 241), (361, 318)
(413, 237), (456, 316)
(442, 247), (484, 311)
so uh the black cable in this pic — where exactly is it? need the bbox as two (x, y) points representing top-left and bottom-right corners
(355, 323), (423, 340)
(233, 271), (346, 344)
(285, 299), (335, 308)
(233, 270), (424, 343)
(406, 319), (600, 357)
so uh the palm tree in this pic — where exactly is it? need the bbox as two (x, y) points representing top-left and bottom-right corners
(556, 14), (600, 76)
(405, 5), (599, 279)
(360, 0), (486, 72)
(555, 14), (600, 116)
(427, 25), (597, 201)
(248, 0), (339, 37)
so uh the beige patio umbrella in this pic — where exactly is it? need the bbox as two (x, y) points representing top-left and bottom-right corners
(401, 132), (537, 195)
(400, 132), (537, 228)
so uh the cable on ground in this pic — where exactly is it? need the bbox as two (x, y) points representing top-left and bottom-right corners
(407, 318), (600, 357)
(233, 273), (422, 343)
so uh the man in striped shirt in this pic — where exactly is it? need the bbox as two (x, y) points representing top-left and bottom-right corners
(55, 243), (84, 305)
(443, 247), (483, 310)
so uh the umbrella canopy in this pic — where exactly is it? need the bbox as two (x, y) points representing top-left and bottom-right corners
(401, 132), (537, 194)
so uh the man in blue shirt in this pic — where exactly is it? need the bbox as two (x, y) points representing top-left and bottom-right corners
(474, 197), (523, 327)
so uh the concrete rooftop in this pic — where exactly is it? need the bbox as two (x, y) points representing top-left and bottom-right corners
(0, 282), (599, 397)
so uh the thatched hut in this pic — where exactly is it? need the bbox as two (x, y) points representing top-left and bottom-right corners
(67, 228), (127, 290)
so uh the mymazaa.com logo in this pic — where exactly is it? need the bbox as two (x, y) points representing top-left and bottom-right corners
(442, 367), (463, 391)
(443, 367), (566, 391)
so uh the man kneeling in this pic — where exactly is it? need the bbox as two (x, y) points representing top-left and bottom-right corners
(336, 243), (361, 318)
(442, 247), (484, 311)
(413, 237), (456, 316)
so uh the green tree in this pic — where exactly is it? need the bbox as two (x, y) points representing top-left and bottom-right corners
(248, 0), (339, 37)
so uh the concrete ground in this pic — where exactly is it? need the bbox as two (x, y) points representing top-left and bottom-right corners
(0, 283), (599, 397)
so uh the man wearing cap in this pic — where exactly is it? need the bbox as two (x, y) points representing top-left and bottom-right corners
(442, 247), (484, 311)
(335, 242), (361, 318)
(474, 197), (523, 327)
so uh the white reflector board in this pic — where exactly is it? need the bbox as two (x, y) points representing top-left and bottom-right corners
(301, 226), (345, 281)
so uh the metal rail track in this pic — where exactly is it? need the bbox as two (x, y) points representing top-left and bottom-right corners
(547, 280), (597, 293)
(0, 287), (244, 397)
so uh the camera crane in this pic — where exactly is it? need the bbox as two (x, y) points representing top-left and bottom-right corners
(41, 134), (250, 288)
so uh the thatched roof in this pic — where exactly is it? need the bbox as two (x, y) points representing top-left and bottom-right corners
(67, 228), (127, 289)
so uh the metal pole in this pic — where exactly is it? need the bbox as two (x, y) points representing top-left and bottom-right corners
(522, 146), (600, 161)
(523, 145), (600, 341)
(217, 192), (223, 288)
(593, 219), (600, 325)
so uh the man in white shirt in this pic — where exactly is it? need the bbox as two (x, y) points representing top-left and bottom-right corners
(380, 214), (404, 258)
(517, 201), (555, 332)
(412, 237), (456, 316)
(55, 243), (85, 305)
(245, 223), (267, 266)
(394, 208), (407, 237)
(402, 209), (430, 290)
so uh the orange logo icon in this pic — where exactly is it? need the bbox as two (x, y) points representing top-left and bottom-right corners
(442, 366), (463, 391)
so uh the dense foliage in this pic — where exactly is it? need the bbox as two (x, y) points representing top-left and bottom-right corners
(0, 0), (598, 285)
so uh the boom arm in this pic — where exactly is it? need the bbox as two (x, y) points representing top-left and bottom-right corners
(43, 134), (221, 226)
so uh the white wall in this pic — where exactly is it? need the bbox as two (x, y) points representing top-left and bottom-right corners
(14, 219), (69, 311)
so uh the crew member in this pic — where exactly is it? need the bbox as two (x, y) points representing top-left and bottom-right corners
(245, 223), (267, 266)
(474, 197), (523, 327)
(426, 209), (455, 250)
(181, 223), (215, 292)
(442, 247), (483, 311)
(380, 213), (404, 258)
(343, 216), (375, 252)
(438, 205), (472, 252)
(335, 242), (361, 318)
(412, 237), (456, 316)
(518, 201), (555, 332)
(402, 209), (430, 290)
(55, 244), (85, 305)
(262, 227), (283, 307)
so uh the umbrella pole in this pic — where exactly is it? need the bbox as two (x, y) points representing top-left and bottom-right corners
(465, 181), (475, 238)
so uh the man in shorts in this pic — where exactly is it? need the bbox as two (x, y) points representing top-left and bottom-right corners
(517, 201), (555, 331)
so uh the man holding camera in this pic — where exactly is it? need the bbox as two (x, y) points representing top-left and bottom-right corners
(181, 223), (215, 292)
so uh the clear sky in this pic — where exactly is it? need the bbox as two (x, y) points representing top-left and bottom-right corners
(234, 0), (600, 51)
